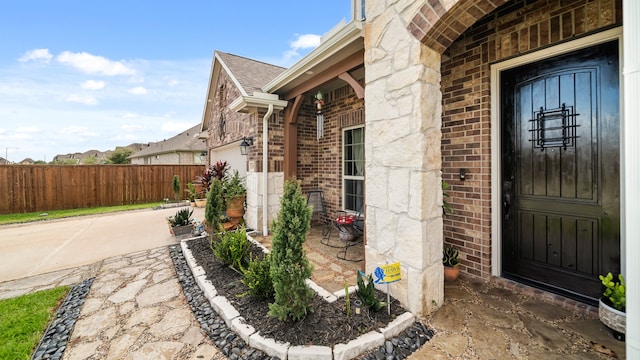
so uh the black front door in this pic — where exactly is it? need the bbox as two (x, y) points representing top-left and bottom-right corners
(501, 41), (620, 303)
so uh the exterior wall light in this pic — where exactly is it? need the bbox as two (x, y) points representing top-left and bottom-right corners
(239, 137), (254, 156)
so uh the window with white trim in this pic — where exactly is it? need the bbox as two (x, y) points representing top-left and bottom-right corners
(343, 126), (364, 212)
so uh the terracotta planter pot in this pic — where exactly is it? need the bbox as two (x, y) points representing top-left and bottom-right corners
(194, 199), (207, 208)
(599, 298), (626, 340)
(444, 265), (460, 282)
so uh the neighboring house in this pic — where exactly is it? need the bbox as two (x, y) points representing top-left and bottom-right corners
(128, 125), (207, 165)
(53, 144), (145, 164)
(19, 158), (35, 165)
(0, 157), (8, 165)
(200, 0), (639, 342)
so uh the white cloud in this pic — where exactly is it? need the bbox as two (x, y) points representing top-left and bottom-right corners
(161, 122), (192, 133)
(0, 128), (5, 134)
(121, 124), (145, 132)
(111, 134), (139, 141)
(58, 126), (99, 137)
(81, 80), (105, 90)
(57, 51), (136, 76)
(65, 94), (98, 105)
(16, 126), (40, 133)
(168, 79), (179, 86)
(18, 49), (53, 64)
(12, 133), (32, 140)
(122, 112), (139, 119)
(290, 34), (321, 50)
(128, 86), (147, 95)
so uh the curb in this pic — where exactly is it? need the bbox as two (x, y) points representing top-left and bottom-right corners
(180, 238), (415, 360)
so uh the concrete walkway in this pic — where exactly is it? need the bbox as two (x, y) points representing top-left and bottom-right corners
(0, 206), (204, 283)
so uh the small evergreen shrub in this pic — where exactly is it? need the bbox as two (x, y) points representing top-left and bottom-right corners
(268, 180), (314, 321)
(355, 272), (387, 312)
(211, 227), (250, 270)
(172, 175), (181, 202)
(241, 253), (274, 300)
(205, 178), (225, 234)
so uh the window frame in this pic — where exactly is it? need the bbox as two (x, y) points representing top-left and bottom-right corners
(342, 125), (365, 213)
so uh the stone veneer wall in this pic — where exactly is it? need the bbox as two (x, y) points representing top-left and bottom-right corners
(364, 2), (445, 316)
(296, 84), (365, 218)
(440, 0), (622, 279)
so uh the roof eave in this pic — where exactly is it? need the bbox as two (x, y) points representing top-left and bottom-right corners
(229, 93), (289, 114)
(263, 20), (363, 93)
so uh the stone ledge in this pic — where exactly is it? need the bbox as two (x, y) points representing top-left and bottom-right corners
(379, 312), (415, 338)
(333, 331), (385, 360)
(288, 345), (333, 360)
(195, 274), (217, 299)
(249, 332), (290, 359)
(231, 317), (256, 343)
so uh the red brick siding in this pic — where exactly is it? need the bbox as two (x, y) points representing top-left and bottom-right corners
(205, 70), (284, 173)
(440, 0), (621, 279)
(297, 85), (365, 217)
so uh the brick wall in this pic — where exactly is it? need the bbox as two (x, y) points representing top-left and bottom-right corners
(440, 0), (622, 279)
(205, 70), (285, 173)
(297, 85), (365, 217)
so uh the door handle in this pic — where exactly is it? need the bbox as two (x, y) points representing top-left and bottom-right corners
(502, 180), (512, 221)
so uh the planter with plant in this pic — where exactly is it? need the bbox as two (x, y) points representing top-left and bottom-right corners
(224, 170), (247, 223)
(186, 182), (197, 206)
(598, 272), (625, 340)
(443, 246), (460, 282)
(167, 208), (194, 237)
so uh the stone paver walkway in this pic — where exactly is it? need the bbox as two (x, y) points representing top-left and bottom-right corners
(62, 246), (224, 360)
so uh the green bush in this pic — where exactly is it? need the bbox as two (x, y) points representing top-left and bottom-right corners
(268, 180), (314, 321)
(599, 272), (625, 312)
(205, 178), (225, 233)
(211, 227), (250, 270)
(355, 272), (387, 312)
(241, 253), (274, 300)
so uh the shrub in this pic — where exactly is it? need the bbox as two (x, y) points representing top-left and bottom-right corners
(205, 178), (225, 234)
(211, 227), (250, 270)
(599, 272), (625, 312)
(172, 175), (181, 202)
(167, 208), (193, 227)
(355, 271), (386, 312)
(268, 180), (314, 321)
(241, 253), (274, 300)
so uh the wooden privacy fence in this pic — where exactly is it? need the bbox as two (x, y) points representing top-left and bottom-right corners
(0, 165), (205, 214)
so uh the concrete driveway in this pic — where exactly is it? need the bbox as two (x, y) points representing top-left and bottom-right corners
(0, 206), (205, 283)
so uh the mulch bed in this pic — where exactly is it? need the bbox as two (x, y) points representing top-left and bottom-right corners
(187, 236), (406, 346)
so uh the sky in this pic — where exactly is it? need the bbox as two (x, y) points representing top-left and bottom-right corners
(0, 1), (353, 163)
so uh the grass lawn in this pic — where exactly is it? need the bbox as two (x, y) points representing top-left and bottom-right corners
(0, 287), (69, 360)
(0, 202), (164, 225)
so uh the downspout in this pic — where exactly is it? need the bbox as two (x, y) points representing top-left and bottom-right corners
(262, 103), (274, 235)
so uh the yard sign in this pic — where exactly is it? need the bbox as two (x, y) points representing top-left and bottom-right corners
(373, 262), (401, 284)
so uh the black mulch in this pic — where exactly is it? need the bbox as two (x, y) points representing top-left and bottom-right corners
(187, 236), (407, 347)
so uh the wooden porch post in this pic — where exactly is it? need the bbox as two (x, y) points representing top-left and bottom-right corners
(284, 96), (303, 180)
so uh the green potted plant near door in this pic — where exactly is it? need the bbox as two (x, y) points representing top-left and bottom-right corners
(598, 272), (625, 341)
(443, 246), (460, 282)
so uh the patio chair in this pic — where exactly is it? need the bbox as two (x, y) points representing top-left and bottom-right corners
(306, 190), (327, 225)
(322, 205), (364, 262)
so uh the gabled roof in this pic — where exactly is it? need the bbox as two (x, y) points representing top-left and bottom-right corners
(200, 52), (286, 132)
(216, 51), (286, 96)
(129, 124), (206, 158)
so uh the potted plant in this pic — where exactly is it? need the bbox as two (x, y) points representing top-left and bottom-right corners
(224, 170), (247, 224)
(186, 182), (197, 206)
(167, 208), (194, 237)
(598, 272), (625, 340)
(443, 246), (460, 282)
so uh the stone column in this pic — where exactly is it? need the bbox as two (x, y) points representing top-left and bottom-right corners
(364, 2), (444, 316)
